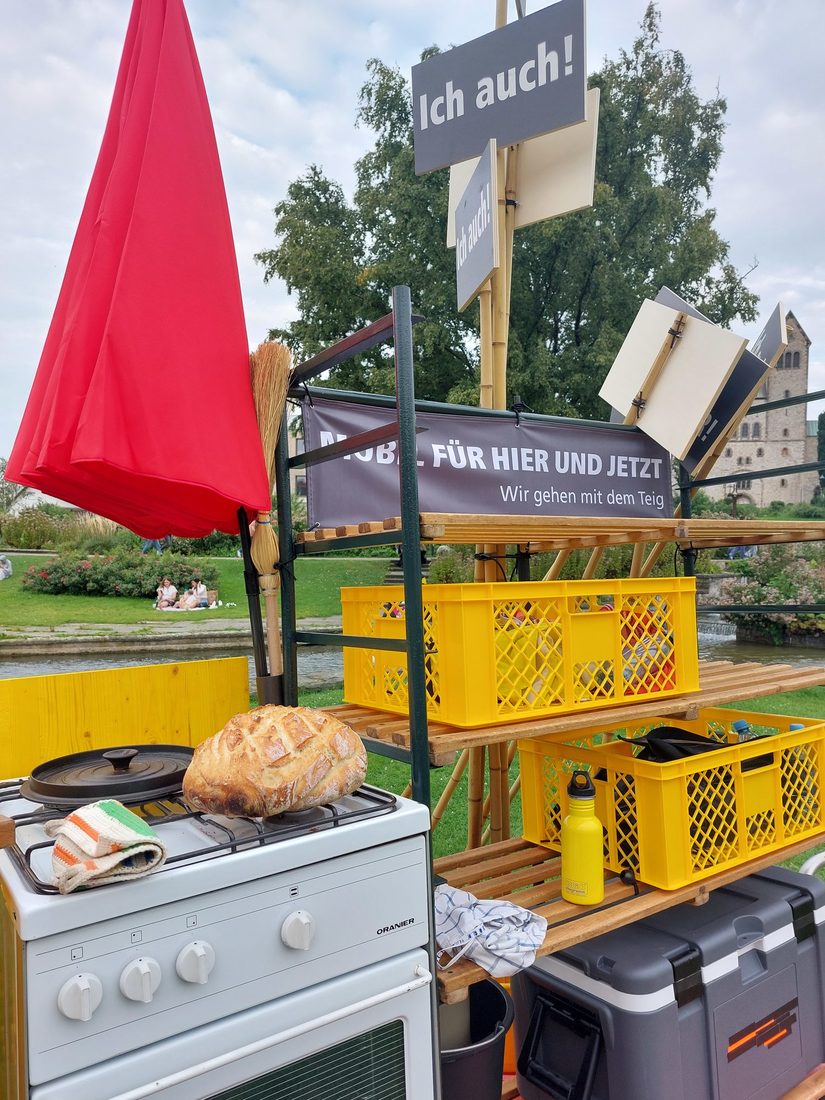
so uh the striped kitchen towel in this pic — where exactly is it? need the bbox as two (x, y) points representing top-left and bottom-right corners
(434, 884), (548, 977)
(44, 799), (167, 893)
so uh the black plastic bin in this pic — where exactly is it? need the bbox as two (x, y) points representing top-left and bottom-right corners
(440, 978), (515, 1100)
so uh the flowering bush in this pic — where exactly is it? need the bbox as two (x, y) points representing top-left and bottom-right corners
(1, 507), (63, 549)
(22, 551), (218, 599)
(716, 545), (825, 642)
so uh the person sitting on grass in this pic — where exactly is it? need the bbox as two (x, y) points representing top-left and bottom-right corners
(155, 576), (177, 609)
(0, 555), (12, 580)
(175, 576), (208, 610)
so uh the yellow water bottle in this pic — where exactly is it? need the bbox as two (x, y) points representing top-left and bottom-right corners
(561, 771), (604, 905)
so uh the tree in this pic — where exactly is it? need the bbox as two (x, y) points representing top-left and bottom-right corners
(256, 55), (476, 402)
(0, 457), (31, 514)
(257, 4), (757, 417)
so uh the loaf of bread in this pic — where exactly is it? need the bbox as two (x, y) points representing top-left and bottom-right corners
(182, 705), (368, 817)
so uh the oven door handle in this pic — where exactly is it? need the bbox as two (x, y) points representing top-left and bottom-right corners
(106, 965), (433, 1100)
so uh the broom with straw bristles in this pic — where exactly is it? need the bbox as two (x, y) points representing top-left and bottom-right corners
(249, 340), (292, 700)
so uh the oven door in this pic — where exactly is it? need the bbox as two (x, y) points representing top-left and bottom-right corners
(32, 950), (435, 1100)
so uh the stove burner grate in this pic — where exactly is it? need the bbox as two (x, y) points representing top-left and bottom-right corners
(0, 782), (397, 895)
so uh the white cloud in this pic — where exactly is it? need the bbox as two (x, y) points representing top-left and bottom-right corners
(2, 0), (824, 458)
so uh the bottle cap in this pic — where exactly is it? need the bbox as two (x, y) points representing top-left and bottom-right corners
(567, 770), (596, 799)
(789, 723), (805, 731)
(731, 719), (751, 733)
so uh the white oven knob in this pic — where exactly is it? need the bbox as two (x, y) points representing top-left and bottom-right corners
(175, 940), (216, 985)
(281, 910), (315, 951)
(119, 957), (162, 1003)
(57, 973), (103, 1021)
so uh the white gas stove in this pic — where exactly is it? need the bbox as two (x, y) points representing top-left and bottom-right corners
(0, 749), (438, 1100)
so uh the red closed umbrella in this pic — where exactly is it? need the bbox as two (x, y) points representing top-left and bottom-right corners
(7, 0), (269, 536)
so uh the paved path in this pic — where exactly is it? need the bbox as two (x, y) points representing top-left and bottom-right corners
(0, 615), (342, 656)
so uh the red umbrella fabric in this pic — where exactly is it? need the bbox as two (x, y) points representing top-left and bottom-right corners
(7, 0), (270, 537)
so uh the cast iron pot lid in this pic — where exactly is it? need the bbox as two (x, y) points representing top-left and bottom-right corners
(20, 745), (194, 808)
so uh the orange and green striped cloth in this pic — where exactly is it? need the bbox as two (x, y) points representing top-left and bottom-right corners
(44, 799), (167, 893)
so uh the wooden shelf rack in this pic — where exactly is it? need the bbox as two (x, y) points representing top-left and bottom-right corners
(279, 296), (825, 1100)
(297, 512), (825, 551)
(325, 658), (825, 760)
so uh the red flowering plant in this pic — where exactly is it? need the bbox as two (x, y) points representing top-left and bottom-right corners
(21, 551), (217, 598)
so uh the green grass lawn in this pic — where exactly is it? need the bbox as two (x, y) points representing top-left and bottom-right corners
(0, 553), (388, 628)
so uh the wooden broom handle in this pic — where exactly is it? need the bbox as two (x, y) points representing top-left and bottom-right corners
(0, 816), (14, 849)
(263, 589), (283, 677)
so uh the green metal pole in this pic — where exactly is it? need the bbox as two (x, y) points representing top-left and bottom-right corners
(678, 462), (697, 578)
(393, 285), (430, 809)
(275, 412), (299, 705)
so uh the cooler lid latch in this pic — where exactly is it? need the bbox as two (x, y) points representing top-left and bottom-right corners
(788, 893), (815, 943)
(670, 945), (702, 1006)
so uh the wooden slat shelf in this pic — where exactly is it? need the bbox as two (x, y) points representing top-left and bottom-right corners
(326, 659), (825, 760)
(296, 512), (825, 550)
(435, 831), (825, 1005)
(325, 703), (457, 767)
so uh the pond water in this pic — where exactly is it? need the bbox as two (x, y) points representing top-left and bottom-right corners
(0, 645), (343, 693)
(3, 627), (825, 690)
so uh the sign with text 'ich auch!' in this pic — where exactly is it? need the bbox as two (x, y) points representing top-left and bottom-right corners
(411, 0), (586, 175)
(599, 299), (746, 462)
(301, 394), (672, 529)
(656, 289), (786, 475)
(447, 87), (600, 246)
(455, 139), (498, 311)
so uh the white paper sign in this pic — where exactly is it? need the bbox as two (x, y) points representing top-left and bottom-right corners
(447, 87), (600, 247)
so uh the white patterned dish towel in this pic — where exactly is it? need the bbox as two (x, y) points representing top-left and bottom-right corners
(434, 883), (548, 977)
(44, 799), (167, 893)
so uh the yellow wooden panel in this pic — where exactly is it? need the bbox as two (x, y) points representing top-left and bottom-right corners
(0, 658), (249, 778)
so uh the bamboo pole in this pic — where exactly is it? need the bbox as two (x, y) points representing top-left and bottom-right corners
(501, 144), (519, 403)
(467, 1), (517, 849)
(475, 286), (493, 586)
(479, 285), (494, 410)
(491, 152), (509, 411)
(467, 746), (486, 847)
(640, 538), (667, 578)
(543, 549), (571, 581)
(481, 80), (521, 842)
(483, 748), (520, 845)
(432, 749), (470, 830)
(630, 540), (646, 578)
(582, 545), (604, 580)
(481, 742), (517, 824)
(489, 741), (504, 844)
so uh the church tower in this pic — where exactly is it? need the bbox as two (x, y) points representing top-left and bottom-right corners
(707, 312), (817, 506)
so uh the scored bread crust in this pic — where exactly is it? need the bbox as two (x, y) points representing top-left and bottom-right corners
(182, 705), (368, 817)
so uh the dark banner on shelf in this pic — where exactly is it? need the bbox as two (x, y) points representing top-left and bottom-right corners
(301, 396), (672, 528)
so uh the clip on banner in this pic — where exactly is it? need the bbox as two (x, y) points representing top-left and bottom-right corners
(301, 394), (673, 529)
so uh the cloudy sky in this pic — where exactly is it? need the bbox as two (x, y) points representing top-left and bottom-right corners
(1, 0), (823, 460)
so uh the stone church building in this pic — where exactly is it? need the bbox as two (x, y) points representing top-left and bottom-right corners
(705, 312), (819, 507)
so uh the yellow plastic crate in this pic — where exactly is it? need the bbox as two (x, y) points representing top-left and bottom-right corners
(519, 708), (825, 889)
(341, 578), (698, 728)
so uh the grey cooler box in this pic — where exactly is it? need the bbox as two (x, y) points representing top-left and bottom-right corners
(512, 866), (825, 1100)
